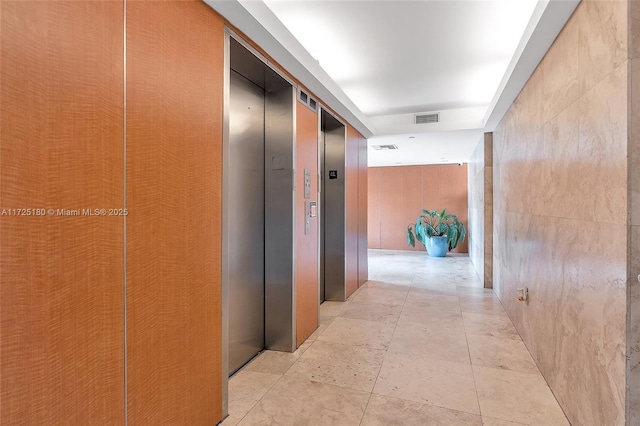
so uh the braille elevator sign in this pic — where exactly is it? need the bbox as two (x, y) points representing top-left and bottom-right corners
(329, 170), (338, 179)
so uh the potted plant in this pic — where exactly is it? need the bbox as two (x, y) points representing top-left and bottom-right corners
(406, 208), (467, 257)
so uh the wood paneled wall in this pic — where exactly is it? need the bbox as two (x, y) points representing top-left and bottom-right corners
(378, 166), (424, 251)
(2, 1), (224, 424)
(125, 1), (223, 424)
(295, 100), (319, 346)
(1, 0), (367, 422)
(367, 165), (381, 249)
(368, 164), (468, 253)
(1, 1), (125, 423)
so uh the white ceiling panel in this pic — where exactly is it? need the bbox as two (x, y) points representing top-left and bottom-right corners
(206, 0), (580, 166)
(264, 0), (538, 117)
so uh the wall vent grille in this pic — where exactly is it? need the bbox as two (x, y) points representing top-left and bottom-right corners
(298, 89), (317, 112)
(372, 144), (398, 151)
(414, 113), (440, 124)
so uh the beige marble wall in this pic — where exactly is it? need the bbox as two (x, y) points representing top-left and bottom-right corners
(468, 134), (493, 288)
(468, 138), (484, 282)
(484, 135), (493, 289)
(493, 1), (628, 424)
(628, 2), (640, 423)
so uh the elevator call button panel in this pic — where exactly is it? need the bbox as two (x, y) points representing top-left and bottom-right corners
(304, 169), (311, 199)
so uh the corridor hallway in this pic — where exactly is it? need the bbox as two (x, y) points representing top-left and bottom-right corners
(223, 250), (568, 425)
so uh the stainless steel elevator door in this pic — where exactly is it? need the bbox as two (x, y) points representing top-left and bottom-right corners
(228, 71), (265, 374)
(320, 111), (346, 302)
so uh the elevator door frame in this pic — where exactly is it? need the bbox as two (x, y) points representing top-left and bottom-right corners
(221, 29), (297, 419)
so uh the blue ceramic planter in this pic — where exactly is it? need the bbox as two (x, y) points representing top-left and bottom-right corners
(425, 236), (449, 257)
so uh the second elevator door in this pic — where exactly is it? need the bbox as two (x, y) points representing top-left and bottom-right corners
(228, 71), (265, 374)
(319, 110), (346, 302)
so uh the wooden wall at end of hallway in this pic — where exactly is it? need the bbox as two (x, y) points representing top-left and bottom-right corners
(125, 1), (223, 424)
(295, 101), (319, 346)
(379, 165), (424, 251)
(423, 164), (468, 254)
(368, 164), (469, 253)
(1, 1), (125, 423)
(367, 168), (381, 249)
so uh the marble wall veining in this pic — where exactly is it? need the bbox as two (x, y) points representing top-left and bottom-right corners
(493, 1), (629, 424)
(468, 134), (493, 289)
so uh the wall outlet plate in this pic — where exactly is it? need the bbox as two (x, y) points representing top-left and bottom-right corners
(517, 287), (528, 302)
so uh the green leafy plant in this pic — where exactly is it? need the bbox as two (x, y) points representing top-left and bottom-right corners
(407, 208), (467, 251)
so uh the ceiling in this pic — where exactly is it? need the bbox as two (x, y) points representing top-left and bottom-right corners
(264, 0), (537, 118)
(205, 0), (580, 166)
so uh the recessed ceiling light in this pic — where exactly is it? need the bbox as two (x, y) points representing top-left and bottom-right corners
(395, 162), (402, 164)
(409, 136), (415, 139)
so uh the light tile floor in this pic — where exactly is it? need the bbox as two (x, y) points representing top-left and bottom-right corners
(222, 249), (569, 426)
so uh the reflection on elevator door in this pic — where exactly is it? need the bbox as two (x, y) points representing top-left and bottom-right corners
(228, 71), (265, 375)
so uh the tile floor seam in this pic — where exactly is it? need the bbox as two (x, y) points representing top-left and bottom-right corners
(460, 310), (508, 318)
(461, 311), (485, 421)
(252, 371), (287, 421)
(482, 416), (530, 426)
(469, 335), (570, 424)
(512, 341), (573, 425)
(470, 363), (525, 426)
(318, 315), (398, 351)
(466, 355), (545, 378)
(471, 368), (529, 426)
(360, 285), (409, 425)
(371, 393), (488, 424)
(287, 339), (386, 394)
(463, 330), (528, 342)
(226, 373), (282, 426)
(370, 390), (482, 419)
(357, 392), (374, 426)
(284, 340), (316, 376)
(343, 300), (406, 308)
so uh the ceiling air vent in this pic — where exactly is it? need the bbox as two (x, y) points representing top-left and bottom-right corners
(414, 112), (440, 124)
(298, 89), (317, 112)
(372, 144), (398, 151)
